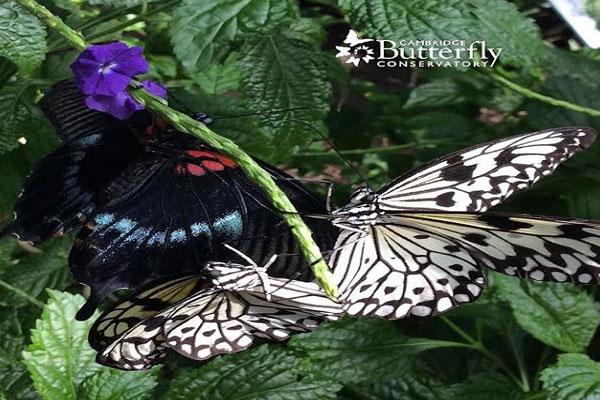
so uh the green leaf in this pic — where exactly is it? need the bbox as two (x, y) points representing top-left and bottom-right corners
(189, 54), (242, 94)
(163, 345), (340, 400)
(0, 88), (35, 155)
(0, 1), (47, 73)
(494, 273), (600, 353)
(22, 291), (101, 400)
(541, 354), (600, 400)
(0, 237), (72, 307)
(80, 368), (158, 400)
(170, 0), (298, 71)
(337, 0), (543, 68)
(289, 317), (465, 383)
(0, 307), (39, 400)
(403, 79), (467, 109)
(339, 373), (445, 400)
(440, 373), (527, 399)
(238, 31), (332, 160)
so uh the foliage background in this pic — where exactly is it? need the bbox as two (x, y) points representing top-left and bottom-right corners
(1, 0), (600, 399)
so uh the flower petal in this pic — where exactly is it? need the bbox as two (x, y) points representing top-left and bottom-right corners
(141, 80), (168, 99)
(85, 92), (143, 120)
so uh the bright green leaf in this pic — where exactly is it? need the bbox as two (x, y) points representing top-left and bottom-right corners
(22, 291), (101, 400)
(163, 345), (340, 400)
(0, 1), (47, 73)
(541, 354), (600, 400)
(494, 273), (600, 353)
(289, 317), (465, 383)
(170, 0), (298, 71)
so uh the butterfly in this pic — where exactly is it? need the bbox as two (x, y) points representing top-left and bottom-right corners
(90, 245), (342, 370)
(0, 79), (338, 319)
(327, 127), (600, 318)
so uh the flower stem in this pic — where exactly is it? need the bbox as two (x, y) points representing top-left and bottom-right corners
(15, 0), (339, 298)
(484, 70), (600, 118)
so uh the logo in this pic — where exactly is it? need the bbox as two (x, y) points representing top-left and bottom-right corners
(335, 30), (503, 68)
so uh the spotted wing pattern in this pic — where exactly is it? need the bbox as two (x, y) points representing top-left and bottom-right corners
(94, 277), (341, 370)
(374, 128), (596, 212)
(203, 262), (263, 291)
(331, 212), (600, 319)
(331, 221), (486, 319)
(397, 213), (600, 284)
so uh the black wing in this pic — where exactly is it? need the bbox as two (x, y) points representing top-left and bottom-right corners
(1, 80), (141, 243)
(70, 137), (337, 318)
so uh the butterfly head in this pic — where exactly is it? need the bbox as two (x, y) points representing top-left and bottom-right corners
(331, 187), (380, 227)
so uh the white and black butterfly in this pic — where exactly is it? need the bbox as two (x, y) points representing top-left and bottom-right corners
(90, 247), (342, 370)
(328, 127), (600, 319)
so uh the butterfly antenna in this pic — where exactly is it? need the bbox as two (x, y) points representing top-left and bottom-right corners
(290, 118), (371, 189)
(222, 243), (256, 267)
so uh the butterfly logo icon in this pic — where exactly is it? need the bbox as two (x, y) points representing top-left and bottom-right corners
(335, 29), (375, 67)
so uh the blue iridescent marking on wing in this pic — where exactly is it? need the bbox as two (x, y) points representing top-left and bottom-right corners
(213, 211), (242, 236)
(147, 231), (166, 245)
(77, 133), (102, 147)
(113, 218), (136, 233)
(170, 229), (187, 242)
(190, 222), (210, 238)
(95, 213), (115, 227)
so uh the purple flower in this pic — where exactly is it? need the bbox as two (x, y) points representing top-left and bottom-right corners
(141, 80), (167, 99)
(71, 42), (148, 96)
(85, 92), (143, 120)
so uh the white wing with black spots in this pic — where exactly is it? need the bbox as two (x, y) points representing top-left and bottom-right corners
(95, 277), (342, 370)
(372, 128), (596, 212)
(397, 213), (600, 284)
(331, 222), (486, 319)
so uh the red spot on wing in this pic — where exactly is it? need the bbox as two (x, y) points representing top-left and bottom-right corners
(186, 163), (206, 176)
(185, 149), (237, 170)
(202, 160), (224, 171)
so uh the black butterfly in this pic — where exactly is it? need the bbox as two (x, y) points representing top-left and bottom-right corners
(327, 128), (600, 319)
(0, 80), (338, 319)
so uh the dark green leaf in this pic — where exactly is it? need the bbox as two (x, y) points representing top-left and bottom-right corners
(0, 88), (35, 155)
(0, 1), (47, 73)
(494, 273), (600, 353)
(0, 307), (39, 400)
(289, 317), (465, 383)
(0, 237), (72, 307)
(440, 373), (527, 399)
(541, 353), (600, 400)
(163, 345), (340, 400)
(239, 31), (332, 160)
(403, 79), (467, 109)
(79, 368), (158, 400)
(339, 373), (445, 400)
(171, 0), (298, 71)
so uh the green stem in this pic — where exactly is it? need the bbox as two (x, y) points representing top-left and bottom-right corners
(15, 0), (338, 298)
(0, 279), (44, 308)
(441, 317), (526, 391)
(485, 70), (600, 118)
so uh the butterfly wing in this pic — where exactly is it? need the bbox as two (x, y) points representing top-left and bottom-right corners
(370, 128), (596, 212)
(95, 278), (341, 369)
(331, 222), (486, 319)
(1, 80), (141, 243)
(396, 213), (600, 284)
(70, 141), (337, 318)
